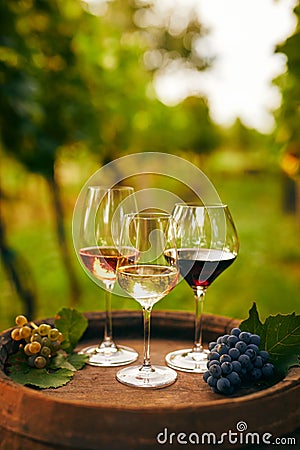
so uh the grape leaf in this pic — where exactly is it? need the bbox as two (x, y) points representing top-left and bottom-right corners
(9, 367), (74, 389)
(263, 313), (300, 376)
(55, 307), (88, 354)
(49, 352), (88, 371)
(49, 353), (77, 371)
(7, 351), (74, 388)
(239, 303), (265, 341)
(67, 352), (89, 370)
(240, 303), (300, 378)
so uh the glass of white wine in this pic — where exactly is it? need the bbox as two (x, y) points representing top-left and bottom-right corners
(116, 212), (179, 388)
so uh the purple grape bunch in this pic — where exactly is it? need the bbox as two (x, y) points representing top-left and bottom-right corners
(203, 327), (275, 395)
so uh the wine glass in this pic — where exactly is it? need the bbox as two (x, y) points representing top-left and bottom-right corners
(116, 212), (179, 388)
(75, 186), (139, 366)
(165, 203), (239, 373)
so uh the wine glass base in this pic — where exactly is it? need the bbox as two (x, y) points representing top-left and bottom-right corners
(165, 348), (209, 373)
(79, 344), (138, 367)
(116, 365), (177, 389)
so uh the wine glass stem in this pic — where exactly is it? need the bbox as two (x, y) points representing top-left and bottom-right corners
(141, 306), (153, 371)
(101, 283), (116, 348)
(193, 287), (206, 353)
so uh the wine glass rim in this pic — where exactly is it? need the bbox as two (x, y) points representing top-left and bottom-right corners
(174, 202), (228, 208)
(124, 212), (172, 219)
(88, 185), (134, 191)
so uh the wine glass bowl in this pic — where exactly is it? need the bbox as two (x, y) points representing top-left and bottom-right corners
(74, 186), (139, 366)
(165, 203), (239, 373)
(116, 212), (179, 388)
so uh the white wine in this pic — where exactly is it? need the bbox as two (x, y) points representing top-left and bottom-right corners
(117, 264), (179, 308)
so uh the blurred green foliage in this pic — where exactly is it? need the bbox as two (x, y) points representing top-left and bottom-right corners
(274, 2), (300, 180)
(0, 0), (219, 165)
(1, 0), (300, 330)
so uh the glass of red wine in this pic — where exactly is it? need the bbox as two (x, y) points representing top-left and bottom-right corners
(75, 186), (139, 366)
(165, 203), (239, 373)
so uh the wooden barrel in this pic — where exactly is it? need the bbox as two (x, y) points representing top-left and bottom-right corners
(0, 310), (299, 450)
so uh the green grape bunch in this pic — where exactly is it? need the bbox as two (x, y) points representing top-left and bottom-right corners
(10, 315), (64, 369)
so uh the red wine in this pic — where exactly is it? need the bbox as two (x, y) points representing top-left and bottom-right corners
(79, 246), (137, 282)
(167, 248), (236, 289)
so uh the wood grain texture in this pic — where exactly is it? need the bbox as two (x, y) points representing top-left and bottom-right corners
(0, 310), (299, 450)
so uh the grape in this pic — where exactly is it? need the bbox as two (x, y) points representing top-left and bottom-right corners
(29, 341), (41, 354)
(203, 329), (275, 396)
(51, 341), (61, 354)
(251, 368), (262, 381)
(240, 367), (248, 378)
(221, 362), (233, 375)
(216, 343), (229, 355)
(11, 328), (22, 341)
(219, 354), (231, 363)
(15, 315), (28, 326)
(209, 364), (222, 378)
(262, 363), (275, 379)
(221, 334), (230, 344)
(247, 362), (254, 371)
(57, 332), (64, 343)
(48, 328), (60, 341)
(207, 376), (218, 388)
(208, 341), (217, 351)
(216, 377), (231, 394)
(227, 335), (239, 347)
(245, 348), (256, 361)
(231, 360), (242, 374)
(208, 351), (220, 361)
(228, 348), (240, 360)
(247, 343), (259, 353)
(203, 371), (210, 382)
(40, 346), (51, 357)
(226, 371), (241, 386)
(41, 337), (52, 347)
(250, 334), (261, 346)
(230, 327), (241, 337)
(31, 333), (42, 344)
(239, 331), (251, 344)
(259, 350), (270, 362)
(20, 326), (32, 339)
(28, 355), (36, 368)
(34, 356), (47, 369)
(207, 359), (220, 368)
(235, 341), (247, 353)
(24, 343), (33, 356)
(254, 355), (263, 369)
(38, 324), (51, 336)
(238, 354), (251, 368)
